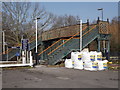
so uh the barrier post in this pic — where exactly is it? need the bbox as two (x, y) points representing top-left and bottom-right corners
(30, 51), (33, 67)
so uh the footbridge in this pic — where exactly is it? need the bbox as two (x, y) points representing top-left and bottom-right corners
(1, 18), (111, 65)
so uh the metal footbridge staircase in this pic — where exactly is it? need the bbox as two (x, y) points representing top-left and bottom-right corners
(1, 19), (111, 65)
(38, 25), (100, 65)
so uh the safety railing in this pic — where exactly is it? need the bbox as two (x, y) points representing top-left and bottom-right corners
(48, 25), (97, 55)
(37, 26), (88, 59)
(38, 39), (62, 55)
(48, 25), (98, 65)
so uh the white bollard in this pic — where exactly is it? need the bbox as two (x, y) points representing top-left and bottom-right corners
(22, 56), (26, 64)
(30, 56), (33, 64)
(22, 51), (26, 64)
(30, 51), (33, 67)
(22, 51), (25, 56)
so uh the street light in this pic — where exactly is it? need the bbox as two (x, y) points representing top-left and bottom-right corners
(35, 17), (40, 65)
(79, 19), (82, 52)
(98, 8), (106, 55)
(2, 30), (5, 54)
(97, 8), (103, 21)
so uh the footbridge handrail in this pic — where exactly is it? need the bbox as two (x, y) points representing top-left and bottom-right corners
(38, 26), (88, 56)
(38, 39), (62, 55)
(48, 25), (97, 55)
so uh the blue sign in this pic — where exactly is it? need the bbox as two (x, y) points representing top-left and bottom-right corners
(22, 39), (29, 50)
(16, 52), (20, 56)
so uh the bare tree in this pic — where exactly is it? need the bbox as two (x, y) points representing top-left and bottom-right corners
(109, 16), (119, 53)
(91, 19), (97, 24)
(51, 14), (79, 29)
(2, 2), (54, 46)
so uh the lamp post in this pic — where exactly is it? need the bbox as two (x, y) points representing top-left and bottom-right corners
(35, 17), (40, 65)
(97, 8), (103, 21)
(80, 19), (82, 52)
(7, 45), (8, 61)
(2, 30), (5, 54)
(77, 19), (82, 52)
(98, 8), (105, 56)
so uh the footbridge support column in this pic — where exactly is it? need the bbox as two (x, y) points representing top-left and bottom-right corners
(97, 40), (101, 52)
(106, 40), (110, 60)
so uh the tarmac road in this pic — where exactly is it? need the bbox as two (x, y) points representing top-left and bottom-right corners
(2, 65), (119, 88)
(0, 68), (2, 90)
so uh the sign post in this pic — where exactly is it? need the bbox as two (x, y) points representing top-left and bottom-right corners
(21, 39), (29, 64)
(21, 39), (29, 51)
